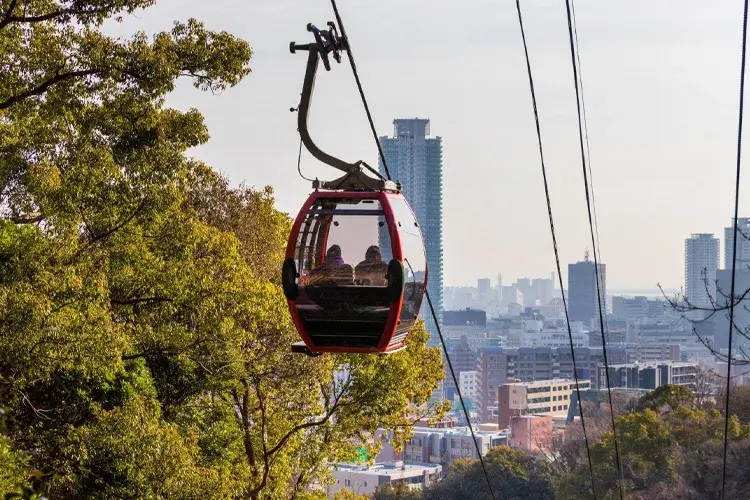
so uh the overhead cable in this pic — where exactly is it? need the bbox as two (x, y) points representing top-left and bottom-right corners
(329, 0), (392, 180)
(514, 1), (597, 497)
(562, 1), (625, 498)
(721, 0), (749, 497)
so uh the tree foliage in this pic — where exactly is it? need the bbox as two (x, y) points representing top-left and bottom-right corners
(425, 446), (556, 500)
(0, 2), (446, 498)
(374, 482), (424, 500)
(554, 385), (750, 500)
(334, 490), (369, 500)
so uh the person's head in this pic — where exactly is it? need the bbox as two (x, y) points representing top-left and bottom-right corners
(365, 245), (381, 262)
(326, 244), (344, 264)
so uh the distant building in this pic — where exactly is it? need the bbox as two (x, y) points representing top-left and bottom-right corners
(478, 278), (492, 297)
(476, 345), (655, 417)
(712, 219), (750, 350)
(712, 268), (750, 350)
(379, 118), (443, 340)
(477, 348), (509, 422)
(516, 278), (555, 307)
(612, 296), (666, 321)
(444, 309), (487, 327)
(498, 378), (590, 428)
(597, 361), (698, 391)
(327, 461), (441, 498)
(443, 337), (478, 402)
(568, 251), (606, 327)
(509, 415), (554, 454)
(459, 371), (479, 401)
(724, 217), (750, 270)
(625, 344), (681, 363)
(375, 426), (507, 467)
(684, 233), (719, 310)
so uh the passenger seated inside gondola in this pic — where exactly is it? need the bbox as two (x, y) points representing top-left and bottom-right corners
(308, 244), (354, 285)
(354, 245), (388, 286)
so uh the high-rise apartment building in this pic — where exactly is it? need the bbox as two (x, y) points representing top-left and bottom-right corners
(684, 233), (719, 309)
(568, 251), (606, 327)
(379, 118), (444, 339)
(724, 218), (750, 270)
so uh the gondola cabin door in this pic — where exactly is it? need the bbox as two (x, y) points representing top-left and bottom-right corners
(282, 191), (427, 354)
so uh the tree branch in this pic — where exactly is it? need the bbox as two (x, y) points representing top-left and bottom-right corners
(248, 382), (271, 498)
(0, 3), (118, 28)
(0, 0), (18, 30)
(263, 388), (354, 461)
(9, 212), (43, 224)
(0, 69), (100, 111)
(110, 296), (173, 306)
(72, 200), (147, 260)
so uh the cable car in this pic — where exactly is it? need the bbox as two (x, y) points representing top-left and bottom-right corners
(282, 22), (427, 355)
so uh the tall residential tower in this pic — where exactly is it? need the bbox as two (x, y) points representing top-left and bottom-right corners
(378, 118), (444, 339)
(684, 233), (719, 310)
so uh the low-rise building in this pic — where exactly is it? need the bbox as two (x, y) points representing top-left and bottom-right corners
(597, 361), (699, 390)
(498, 378), (590, 428)
(509, 415), (553, 454)
(375, 426), (507, 467)
(328, 461), (441, 498)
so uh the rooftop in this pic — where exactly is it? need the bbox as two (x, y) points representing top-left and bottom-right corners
(409, 425), (507, 438)
(607, 361), (699, 369)
(503, 378), (587, 387)
(334, 461), (441, 477)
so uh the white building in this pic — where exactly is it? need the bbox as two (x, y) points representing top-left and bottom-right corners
(328, 461), (441, 498)
(375, 426), (507, 466)
(684, 233), (719, 311)
(459, 371), (479, 400)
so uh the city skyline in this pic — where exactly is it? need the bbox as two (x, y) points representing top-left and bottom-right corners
(104, 1), (750, 290)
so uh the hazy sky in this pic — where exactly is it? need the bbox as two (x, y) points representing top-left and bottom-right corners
(109, 0), (750, 289)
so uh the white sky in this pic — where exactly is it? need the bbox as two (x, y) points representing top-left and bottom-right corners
(107, 0), (750, 289)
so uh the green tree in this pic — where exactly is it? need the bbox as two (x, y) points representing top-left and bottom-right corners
(334, 490), (370, 500)
(0, 2), (446, 498)
(374, 482), (424, 499)
(637, 384), (695, 412)
(556, 390), (750, 500)
(425, 446), (556, 500)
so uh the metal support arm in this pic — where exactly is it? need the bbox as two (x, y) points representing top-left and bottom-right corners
(290, 23), (399, 192)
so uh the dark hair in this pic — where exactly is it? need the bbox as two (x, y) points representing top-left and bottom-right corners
(326, 244), (342, 259)
(365, 245), (381, 261)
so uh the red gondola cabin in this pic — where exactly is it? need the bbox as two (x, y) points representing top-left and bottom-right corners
(282, 191), (427, 354)
(283, 22), (427, 354)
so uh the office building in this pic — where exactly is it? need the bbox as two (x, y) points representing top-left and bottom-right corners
(444, 309), (487, 327)
(442, 337), (478, 402)
(597, 361), (698, 391)
(612, 296), (666, 321)
(684, 233), (719, 310)
(568, 251), (606, 327)
(497, 378), (590, 428)
(379, 118), (443, 339)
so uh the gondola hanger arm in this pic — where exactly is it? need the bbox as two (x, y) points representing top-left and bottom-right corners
(290, 22), (399, 192)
